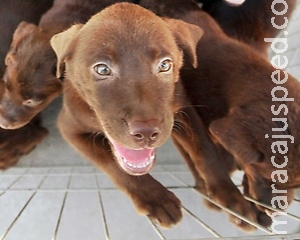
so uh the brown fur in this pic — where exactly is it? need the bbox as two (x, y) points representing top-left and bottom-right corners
(0, 115), (48, 169)
(51, 2), (204, 228)
(0, 0), (53, 168)
(0, 0), (54, 77)
(0, 0), (133, 130)
(199, 0), (296, 55)
(140, 0), (300, 228)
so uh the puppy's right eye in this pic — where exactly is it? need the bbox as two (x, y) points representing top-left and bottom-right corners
(93, 64), (112, 77)
(158, 58), (173, 73)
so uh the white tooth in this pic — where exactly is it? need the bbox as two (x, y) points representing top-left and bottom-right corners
(124, 156), (155, 170)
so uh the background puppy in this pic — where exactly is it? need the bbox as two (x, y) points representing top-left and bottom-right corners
(51, 2), (203, 228)
(0, 0), (134, 130)
(199, 0), (296, 55)
(198, 0), (297, 211)
(141, 0), (300, 229)
(0, 0), (53, 168)
(0, 0), (54, 77)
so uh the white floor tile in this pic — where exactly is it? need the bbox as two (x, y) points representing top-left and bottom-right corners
(3, 192), (64, 240)
(55, 191), (106, 240)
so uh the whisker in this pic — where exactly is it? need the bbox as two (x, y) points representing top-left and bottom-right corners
(87, 131), (104, 149)
(173, 110), (194, 138)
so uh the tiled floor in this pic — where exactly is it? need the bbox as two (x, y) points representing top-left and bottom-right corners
(1, 2), (300, 240)
(1, 164), (300, 240)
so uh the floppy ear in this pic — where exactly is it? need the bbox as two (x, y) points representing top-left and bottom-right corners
(5, 22), (40, 67)
(50, 24), (83, 78)
(209, 112), (262, 167)
(11, 21), (39, 47)
(163, 18), (203, 68)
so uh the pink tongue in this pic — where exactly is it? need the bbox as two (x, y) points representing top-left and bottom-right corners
(112, 142), (153, 164)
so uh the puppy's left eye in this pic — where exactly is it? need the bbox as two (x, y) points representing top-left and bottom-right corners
(158, 58), (172, 72)
(23, 99), (43, 108)
(93, 63), (112, 76)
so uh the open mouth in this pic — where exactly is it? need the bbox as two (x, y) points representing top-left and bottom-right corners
(110, 141), (156, 176)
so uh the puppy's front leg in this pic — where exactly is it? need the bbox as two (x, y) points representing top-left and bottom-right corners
(0, 115), (48, 169)
(172, 106), (256, 231)
(58, 120), (182, 228)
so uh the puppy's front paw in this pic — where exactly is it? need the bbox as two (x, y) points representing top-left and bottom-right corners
(0, 125), (48, 169)
(132, 184), (182, 228)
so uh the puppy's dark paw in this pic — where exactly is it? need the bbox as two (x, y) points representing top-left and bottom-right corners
(254, 206), (272, 227)
(132, 183), (182, 228)
(0, 124), (48, 169)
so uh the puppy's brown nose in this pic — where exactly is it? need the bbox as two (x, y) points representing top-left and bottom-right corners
(129, 120), (161, 144)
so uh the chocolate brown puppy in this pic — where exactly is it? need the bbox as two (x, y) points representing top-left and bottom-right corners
(0, 0), (53, 168)
(0, 0), (133, 130)
(50, 2), (207, 228)
(0, 0), (54, 77)
(141, 0), (300, 229)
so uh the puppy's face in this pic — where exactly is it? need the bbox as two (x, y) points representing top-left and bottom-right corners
(51, 3), (202, 175)
(0, 22), (62, 130)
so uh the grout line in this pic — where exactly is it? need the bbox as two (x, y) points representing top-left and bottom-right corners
(97, 191), (111, 240)
(196, 191), (274, 234)
(95, 176), (111, 240)
(166, 172), (222, 237)
(182, 206), (222, 238)
(52, 191), (68, 240)
(0, 191), (37, 240)
(52, 171), (72, 240)
(1, 164), (299, 238)
(1, 172), (192, 177)
(165, 171), (194, 188)
(166, 171), (191, 187)
(244, 196), (300, 222)
(147, 218), (167, 240)
(36, 171), (50, 190)
(6, 168), (31, 190)
(168, 172), (273, 234)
